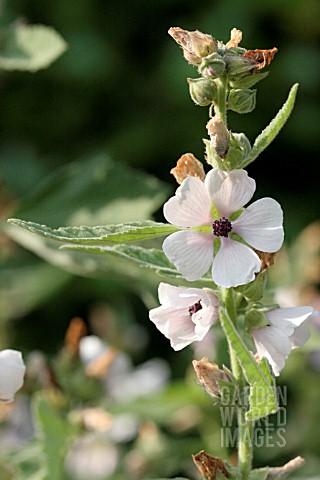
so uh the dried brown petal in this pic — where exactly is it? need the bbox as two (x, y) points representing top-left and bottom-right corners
(192, 357), (229, 398)
(254, 250), (276, 273)
(170, 153), (205, 184)
(226, 28), (243, 48)
(192, 450), (229, 480)
(65, 317), (87, 358)
(243, 47), (278, 72)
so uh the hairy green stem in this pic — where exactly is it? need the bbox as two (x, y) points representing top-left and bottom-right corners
(238, 407), (254, 480)
(214, 76), (228, 125)
(221, 288), (253, 479)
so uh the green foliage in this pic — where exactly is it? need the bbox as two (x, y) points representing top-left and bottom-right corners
(219, 308), (278, 422)
(0, 23), (67, 71)
(240, 84), (299, 168)
(8, 219), (180, 244)
(32, 393), (71, 480)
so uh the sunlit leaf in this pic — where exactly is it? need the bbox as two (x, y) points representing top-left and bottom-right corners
(240, 83), (299, 168)
(7, 219), (180, 244)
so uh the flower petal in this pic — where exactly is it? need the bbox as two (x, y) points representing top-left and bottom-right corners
(232, 197), (284, 252)
(0, 349), (26, 402)
(149, 306), (197, 350)
(158, 282), (198, 308)
(290, 323), (310, 348)
(265, 306), (313, 329)
(252, 326), (289, 376)
(211, 237), (260, 287)
(205, 169), (256, 217)
(163, 176), (212, 227)
(163, 230), (213, 281)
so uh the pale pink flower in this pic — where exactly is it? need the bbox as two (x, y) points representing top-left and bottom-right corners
(252, 306), (313, 376)
(0, 349), (26, 402)
(162, 168), (284, 288)
(149, 282), (219, 351)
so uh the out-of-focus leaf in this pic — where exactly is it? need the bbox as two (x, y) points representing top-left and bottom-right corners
(8, 154), (170, 226)
(5, 155), (172, 287)
(0, 257), (72, 323)
(32, 393), (70, 480)
(60, 243), (213, 287)
(7, 219), (180, 244)
(0, 23), (67, 71)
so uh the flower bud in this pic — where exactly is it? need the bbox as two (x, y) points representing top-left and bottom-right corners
(168, 27), (217, 67)
(198, 52), (226, 78)
(228, 88), (256, 114)
(225, 54), (257, 76)
(0, 349), (26, 402)
(223, 132), (251, 169)
(245, 309), (270, 330)
(229, 70), (269, 89)
(187, 77), (217, 106)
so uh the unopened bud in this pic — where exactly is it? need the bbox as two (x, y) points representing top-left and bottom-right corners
(225, 54), (257, 76)
(245, 309), (270, 330)
(170, 153), (205, 184)
(168, 27), (217, 67)
(229, 70), (269, 89)
(188, 77), (217, 106)
(198, 52), (226, 78)
(228, 88), (256, 113)
(206, 116), (230, 158)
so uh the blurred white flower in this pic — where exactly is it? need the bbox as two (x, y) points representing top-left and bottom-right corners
(0, 349), (26, 403)
(252, 306), (313, 376)
(64, 433), (119, 480)
(162, 169), (284, 287)
(79, 335), (108, 365)
(149, 282), (219, 350)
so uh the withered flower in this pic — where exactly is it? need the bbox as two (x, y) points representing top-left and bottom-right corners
(243, 47), (278, 72)
(192, 450), (229, 480)
(170, 153), (205, 184)
(226, 28), (243, 49)
(168, 27), (217, 66)
(206, 116), (230, 158)
(192, 357), (231, 399)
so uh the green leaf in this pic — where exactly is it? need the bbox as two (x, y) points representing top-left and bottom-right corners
(240, 83), (299, 168)
(32, 393), (71, 480)
(0, 23), (67, 71)
(60, 243), (213, 286)
(7, 219), (180, 244)
(219, 308), (278, 421)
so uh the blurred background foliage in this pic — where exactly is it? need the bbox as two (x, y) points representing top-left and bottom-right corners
(0, 0), (319, 478)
